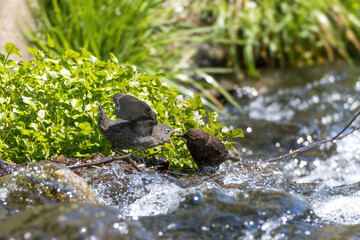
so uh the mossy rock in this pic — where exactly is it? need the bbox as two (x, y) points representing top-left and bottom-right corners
(0, 161), (98, 221)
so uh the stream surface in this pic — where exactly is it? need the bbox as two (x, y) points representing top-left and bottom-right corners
(84, 62), (360, 239)
(1, 62), (360, 239)
(227, 62), (360, 227)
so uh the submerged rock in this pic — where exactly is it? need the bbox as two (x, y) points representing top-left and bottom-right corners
(314, 224), (360, 239)
(0, 160), (98, 222)
(0, 160), (19, 177)
(0, 203), (153, 240)
(139, 188), (322, 239)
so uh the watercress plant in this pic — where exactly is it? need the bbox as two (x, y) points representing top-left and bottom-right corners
(0, 43), (243, 169)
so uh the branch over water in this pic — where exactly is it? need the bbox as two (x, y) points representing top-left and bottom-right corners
(263, 110), (360, 163)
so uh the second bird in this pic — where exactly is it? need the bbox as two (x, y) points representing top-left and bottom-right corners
(177, 128), (231, 169)
(98, 93), (175, 150)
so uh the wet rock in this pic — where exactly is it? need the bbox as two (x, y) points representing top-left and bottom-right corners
(139, 188), (322, 239)
(0, 160), (98, 222)
(314, 224), (360, 239)
(0, 159), (19, 177)
(84, 165), (184, 214)
(0, 203), (153, 240)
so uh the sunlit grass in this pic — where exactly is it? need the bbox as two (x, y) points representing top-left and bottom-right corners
(26, 0), (360, 112)
(192, 0), (360, 76)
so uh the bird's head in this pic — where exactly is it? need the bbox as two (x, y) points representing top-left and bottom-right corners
(152, 124), (179, 147)
(176, 128), (208, 144)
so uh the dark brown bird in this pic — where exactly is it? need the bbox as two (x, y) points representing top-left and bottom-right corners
(97, 93), (175, 150)
(177, 128), (231, 168)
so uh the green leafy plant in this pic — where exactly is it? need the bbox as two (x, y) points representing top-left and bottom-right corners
(0, 43), (243, 169)
(25, 0), (244, 113)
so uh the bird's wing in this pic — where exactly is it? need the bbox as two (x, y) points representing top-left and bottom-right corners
(186, 142), (203, 165)
(112, 93), (158, 125)
(208, 135), (229, 154)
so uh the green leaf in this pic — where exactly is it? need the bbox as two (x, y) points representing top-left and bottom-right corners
(81, 48), (93, 59)
(193, 94), (203, 108)
(62, 49), (80, 60)
(20, 128), (33, 136)
(59, 68), (71, 79)
(231, 129), (244, 138)
(37, 110), (46, 119)
(109, 52), (118, 63)
(47, 33), (55, 48)
(78, 122), (92, 135)
(5, 42), (22, 57)
(22, 96), (37, 111)
(28, 46), (39, 56)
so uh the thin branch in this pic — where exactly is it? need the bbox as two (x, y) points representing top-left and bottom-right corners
(331, 110), (360, 140)
(69, 154), (131, 169)
(112, 149), (143, 172)
(25, 155), (32, 162)
(263, 110), (360, 163)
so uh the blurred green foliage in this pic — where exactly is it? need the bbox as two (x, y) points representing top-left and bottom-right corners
(27, 0), (360, 80)
(0, 43), (243, 168)
(26, 0), (243, 113)
(27, 0), (166, 67)
(196, 0), (360, 76)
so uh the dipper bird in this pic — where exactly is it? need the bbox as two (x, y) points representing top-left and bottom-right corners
(97, 93), (175, 150)
(177, 128), (231, 168)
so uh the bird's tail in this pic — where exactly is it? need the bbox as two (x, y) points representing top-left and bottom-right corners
(97, 103), (110, 130)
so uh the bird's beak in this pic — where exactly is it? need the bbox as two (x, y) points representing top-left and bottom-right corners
(176, 134), (184, 138)
(169, 129), (181, 148)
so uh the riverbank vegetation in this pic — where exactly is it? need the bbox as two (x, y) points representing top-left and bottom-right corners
(3, 0), (360, 167)
(0, 43), (243, 166)
(26, 1), (360, 106)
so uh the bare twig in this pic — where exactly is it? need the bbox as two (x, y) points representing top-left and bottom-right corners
(25, 155), (32, 162)
(331, 110), (360, 140)
(69, 154), (131, 169)
(263, 110), (360, 163)
(112, 149), (143, 172)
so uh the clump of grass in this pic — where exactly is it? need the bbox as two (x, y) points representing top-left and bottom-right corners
(26, 0), (169, 65)
(26, 0), (360, 111)
(185, 0), (360, 76)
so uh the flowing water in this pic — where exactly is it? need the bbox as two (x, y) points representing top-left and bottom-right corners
(83, 62), (360, 238)
(226, 62), (360, 226)
(1, 62), (360, 239)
